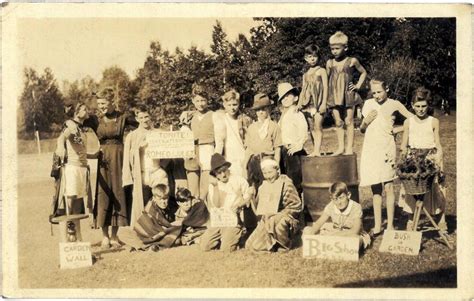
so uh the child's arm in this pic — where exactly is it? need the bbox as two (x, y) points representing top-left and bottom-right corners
(303, 213), (330, 235)
(350, 58), (367, 91)
(359, 110), (377, 133)
(318, 68), (329, 113)
(400, 119), (410, 156)
(432, 117), (444, 170)
(325, 60), (331, 75)
(397, 101), (414, 119)
(334, 218), (362, 237)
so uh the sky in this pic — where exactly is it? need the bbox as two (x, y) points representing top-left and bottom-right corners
(18, 18), (258, 84)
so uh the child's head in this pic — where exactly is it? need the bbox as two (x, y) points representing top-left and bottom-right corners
(304, 45), (321, 67)
(191, 83), (209, 112)
(252, 93), (272, 121)
(329, 31), (348, 59)
(260, 158), (280, 182)
(76, 102), (89, 120)
(369, 79), (389, 103)
(277, 83), (299, 108)
(152, 184), (169, 209)
(411, 87), (432, 118)
(210, 153), (231, 183)
(136, 105), (152, 129)
(175, 187), (193, 213)
(222, 89), (240, 117)
(329, 182), (351, 211)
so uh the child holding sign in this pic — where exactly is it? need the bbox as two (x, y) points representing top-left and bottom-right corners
(122, 105), (168, 228)
(200, 154), (254, 252)
(245, 158), (302, 252)
(303, 182), (371, 249)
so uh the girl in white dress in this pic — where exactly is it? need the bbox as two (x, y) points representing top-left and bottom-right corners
(359, 79), (413, 236)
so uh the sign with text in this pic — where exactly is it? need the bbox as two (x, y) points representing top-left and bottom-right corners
(209, 207), (238, 228)
(146, 131), (195, 159)
(302, 235), (359, 261)
(379, 230), (422, 256)
(59, 242), (93, 269)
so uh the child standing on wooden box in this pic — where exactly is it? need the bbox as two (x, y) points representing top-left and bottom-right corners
(303, 181), (371, 250)
(327, 31), (367, 155)
(298, 44), (328, 157)
(359, 79), (413, 236)
(399, 87), (446, 232)
(278, 83), (308, 194)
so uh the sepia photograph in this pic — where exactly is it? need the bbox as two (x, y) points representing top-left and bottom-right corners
(1, 3), (473, 299)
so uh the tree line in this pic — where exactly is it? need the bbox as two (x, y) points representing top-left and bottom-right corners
(18, 18), (456, 139)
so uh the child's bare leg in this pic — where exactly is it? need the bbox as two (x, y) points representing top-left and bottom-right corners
(344, 107), (354, 155)
(101, 226), (110, 248)
(186, 171), (200, 199)
(385, 182), (395, 231)
(371, 184), (383, 233)
(310, 113), (324, 156)
(332, 109), (344, 156)
(199, 170), (210, 200)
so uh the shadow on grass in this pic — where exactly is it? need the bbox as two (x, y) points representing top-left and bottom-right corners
(335, 266), (457, 288)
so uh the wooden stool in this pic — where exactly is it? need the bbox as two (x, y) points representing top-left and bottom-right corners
(410, 198), (453, 249)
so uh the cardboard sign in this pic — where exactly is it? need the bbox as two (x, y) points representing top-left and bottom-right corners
(146, 131), (195, 159)
(209, 207), (238, 228)
(379, 230), (422, 256)
(59, 242), (93, 269)
(302, 235), (359, 261)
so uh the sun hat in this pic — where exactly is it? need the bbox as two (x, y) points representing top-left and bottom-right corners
(251, 93), (272, 110)
(210, 153), (232, 176)
(277, 83), (299, 102)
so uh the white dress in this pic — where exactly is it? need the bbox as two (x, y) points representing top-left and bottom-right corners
(223, 114), (246, 177)
(360, 98), (409, 186)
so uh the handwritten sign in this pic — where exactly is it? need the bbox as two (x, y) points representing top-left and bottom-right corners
(302, 235), (359, 261)
(146, 131), (195, 159)
(59, 242), (92, 269)
(209, 207), (238, 228)
(379, 230), (422, 256)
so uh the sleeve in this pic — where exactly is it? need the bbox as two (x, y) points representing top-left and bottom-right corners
(361, 99), (372, 117)
(353, 202), (363, 219)
(323, 203), (333, 217)
(212, 111), (226, 155)
(122, 133), (134, 187)
(281, 176), (302, 216)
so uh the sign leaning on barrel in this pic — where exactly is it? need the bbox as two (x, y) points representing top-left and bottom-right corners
(146, 130), (195, 159)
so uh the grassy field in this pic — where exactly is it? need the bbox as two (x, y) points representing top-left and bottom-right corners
(16, 113), (456, 288)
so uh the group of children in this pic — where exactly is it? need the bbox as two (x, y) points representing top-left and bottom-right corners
(53, 30), (446, 254)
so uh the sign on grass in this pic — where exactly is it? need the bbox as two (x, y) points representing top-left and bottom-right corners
(146, 131), (195, 159)
(209, 207), (238, 228)
(379, 230), (422, 256)
(302, 235), (359, 261)
(59, 242), (92, 269)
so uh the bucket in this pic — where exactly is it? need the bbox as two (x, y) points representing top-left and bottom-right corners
(301, 154), (360, 222)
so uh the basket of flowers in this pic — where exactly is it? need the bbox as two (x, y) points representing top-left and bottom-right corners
(397, 148), (439, 195)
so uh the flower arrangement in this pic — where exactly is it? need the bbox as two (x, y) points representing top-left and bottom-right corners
(397, 148), (440, 194)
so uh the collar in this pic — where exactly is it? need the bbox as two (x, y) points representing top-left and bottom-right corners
(333, 199), (354, 216)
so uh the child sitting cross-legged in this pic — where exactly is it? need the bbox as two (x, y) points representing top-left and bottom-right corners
(303, 182), (371, 250)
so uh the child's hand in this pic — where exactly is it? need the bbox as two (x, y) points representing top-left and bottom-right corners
(348, 82), (359, 92)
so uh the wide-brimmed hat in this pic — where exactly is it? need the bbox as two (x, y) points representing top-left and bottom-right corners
(277, 83), (299, 102)
(210, 153), (231, 176)
(251, 93), (272, 110)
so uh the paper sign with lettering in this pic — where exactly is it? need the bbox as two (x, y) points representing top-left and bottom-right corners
(59, 242), (93, 269)
(146, 131), (195, 159)
(302, 235), (359, 261)
(379, 230), (422, 256)
(209, 207), (238, 228)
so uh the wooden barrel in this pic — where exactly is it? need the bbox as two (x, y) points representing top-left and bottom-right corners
(301, 154), (359, 222)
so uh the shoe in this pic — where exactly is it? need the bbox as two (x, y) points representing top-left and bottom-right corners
(150, 245), (160, 252)
(101, 237), (111, 250)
